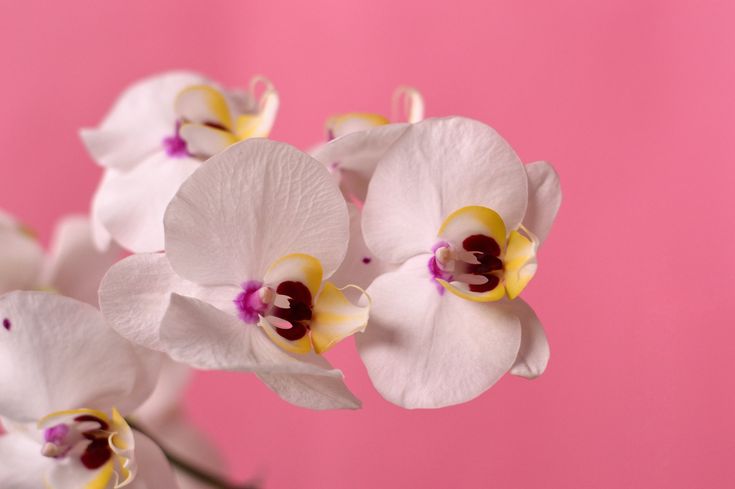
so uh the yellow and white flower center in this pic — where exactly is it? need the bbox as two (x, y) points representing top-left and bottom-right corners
(430, 205), (538, 302)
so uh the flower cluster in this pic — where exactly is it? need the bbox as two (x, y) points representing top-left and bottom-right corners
(0, 70), (561, 488)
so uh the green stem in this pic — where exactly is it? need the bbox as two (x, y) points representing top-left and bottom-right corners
(126, 418), (259, 489)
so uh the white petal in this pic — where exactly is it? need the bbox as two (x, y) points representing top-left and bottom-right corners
(160, 293), (343, 379)
(257, 353), (361, 410)
(81, 71), (208, 171)
(93, 151), (201, 253)
(0, 221), (43, 295)
(357, 255), (522, 408)
(128, 431), (180, 489)
(362, 117), (529, 264)
(0, 292), (155, 422)
(523, 161), (562, 244)
(508, 299), (550, 379)
(327, 204), (397, 289)
(0, 433), (51, 487)
(99, 253), (235, 352)
(43, 215), (121, 306)
(164, 139), (348, 286)
(312, 123), (408, 204)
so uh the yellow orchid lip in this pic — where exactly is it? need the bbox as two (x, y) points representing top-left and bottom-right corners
(235, 253), (370, 355)
(38, 407), (136, 489)
(168, 77), (279, 159)
(430, 205), (538, 302)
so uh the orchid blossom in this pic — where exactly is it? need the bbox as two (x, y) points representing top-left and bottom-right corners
(355, 117), (562, 408)
(0, 212), (120, 305)
(82, 71), (280, 253)
(99, 139), (370, 410)
(0, 291), (177, 488)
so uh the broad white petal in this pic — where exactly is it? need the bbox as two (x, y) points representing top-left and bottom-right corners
(132, 357), (192, 425)
(81, 71), (208, 171)
(160, 294), (343, 380)
(523, 161), (562, 244)
(43, 215), (121, 306)
(164, 139), (348, 286)
(99, 253), (236, 352)
(312, 123), (408, 204)
(509, 299), (550, 379)
(0, 292), (155, 422)
(257, 352), (361, 410)
(0, 433), (51, 487)
(0, 222), (43, 295)
(357, 255), (522, 408)
(362, 117), (529, 264)
(94, 151), (201, 253)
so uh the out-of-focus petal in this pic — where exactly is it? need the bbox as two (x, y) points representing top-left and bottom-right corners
(523, 161), (562, 244)
(357, 255), (522, 408)
(164, 139), (348, 286)
(312, 123), (409, 204)
(362, 117), (528, 264)
(508, 299), (550, 379)
(81, 71), (208, 171)
(179, 123), (238, 159)
(43, 215), (120, 306)
(326, 113), (390, 140)
(0, 216), (43, 295)
(93, 151), (200, 253)
(127, 431), (180, 489)
(174, 85), (233, 130)
(0, 292), (155, 422)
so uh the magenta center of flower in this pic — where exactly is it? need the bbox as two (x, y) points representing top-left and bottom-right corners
(429, 234), (504, 294)
(42, 415), (112, 470)
(162, 121), (190, 158)
(234, 280), (314, 341)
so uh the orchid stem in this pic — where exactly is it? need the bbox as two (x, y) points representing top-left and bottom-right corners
(126, 418), (258, 489)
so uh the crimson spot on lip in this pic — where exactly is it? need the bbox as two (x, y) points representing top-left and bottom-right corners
(462, 234), (503, 293)
(272, 281), (312, 341)
(80, 438), (113, 470)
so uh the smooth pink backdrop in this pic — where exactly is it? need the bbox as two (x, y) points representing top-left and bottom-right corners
(1, 1), (733, 487)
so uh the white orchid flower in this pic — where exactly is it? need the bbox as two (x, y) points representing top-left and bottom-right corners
(356, 116), (562, 409)
(0, 291), (177, 488)
(82, 71), (280, 253)
(0, 212), (120, 306)
(99, 139), (370, 410)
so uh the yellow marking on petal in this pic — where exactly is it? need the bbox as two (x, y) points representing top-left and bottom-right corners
(179, 123), (239, 158)
(264, 253), (323, 298)
(259, 316), (313, 354)
(109, 408), (130, 451)
(37, 408), (110, 430)
(85, 460), (114, 489)
(437, 205), (507, 251)
(109, 409), (135, 488)
(436, 278), (506, 303)
(311, 283), (371, 354)
(175, 85), (233, 130)
(504, 229), (538, 299)
(326, 112), (390, 139)
(235, 88), (280, 139)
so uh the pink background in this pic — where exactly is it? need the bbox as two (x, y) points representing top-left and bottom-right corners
(1, 0), (733, 487)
